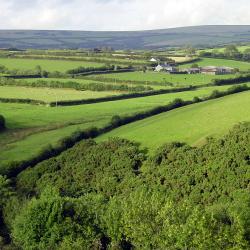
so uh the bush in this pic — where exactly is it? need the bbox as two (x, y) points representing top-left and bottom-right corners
(0, 115), (6, 131)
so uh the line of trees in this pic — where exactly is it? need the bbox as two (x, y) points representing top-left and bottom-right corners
(199, 45), (250, 63)
(66, 65), (133, 75)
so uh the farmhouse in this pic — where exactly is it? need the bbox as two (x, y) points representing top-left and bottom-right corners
(155, 63), (179, 73)
(201, 66), (234, 75)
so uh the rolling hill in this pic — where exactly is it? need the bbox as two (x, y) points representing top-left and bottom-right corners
(0, 25), (250, 49)
(97, 91), (250, 150)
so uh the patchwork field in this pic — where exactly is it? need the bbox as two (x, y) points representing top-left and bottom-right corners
(98, 91), (250, 150)
(0, 85), (233, 165)
(89, 71), (235, 86)
(0, 57), (104, 72)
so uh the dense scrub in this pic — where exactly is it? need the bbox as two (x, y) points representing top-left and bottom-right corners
(1, 123), (249, 249)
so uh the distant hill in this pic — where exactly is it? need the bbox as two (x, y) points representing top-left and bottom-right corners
(0, 25), (250, 50)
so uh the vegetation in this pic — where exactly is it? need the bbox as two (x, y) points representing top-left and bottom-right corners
(0, 85), (237, 167)
(180, 57), (250, 72)
(0, 123), (249, 249)
(1, 84), (249, 176)
(98, 90), (250, 149)
(0, 58), (104, 73)
(88, 71), (235, 86)
(1, 45), (250, 249)
(199, 44), (250, 61)
(0, 115), (5, 131)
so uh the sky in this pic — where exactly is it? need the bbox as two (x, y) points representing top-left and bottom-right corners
(0, 0), (250, 31)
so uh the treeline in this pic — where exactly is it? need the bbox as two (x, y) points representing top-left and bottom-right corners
(212, 74), (250, 86)
(1, 122), (249, 249)
(66, 65), (133, 75)
(0, 115), (5, 131)
(0, 98), (46, 105)
(199, 44), (250, 62)
(1, 84), (249, 177)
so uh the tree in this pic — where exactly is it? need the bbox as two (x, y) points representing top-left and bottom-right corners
(12, 187), (101, 249)
(224, 45), (241, 58)
(35, 65), (42, 75)
(184, 46), (196, 56)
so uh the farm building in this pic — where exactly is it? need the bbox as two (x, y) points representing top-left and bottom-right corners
(150, 58), (158, 62)
(155, 63), (179, 73)
(201, 66), (234, 75)
(185, 68), (201, 74)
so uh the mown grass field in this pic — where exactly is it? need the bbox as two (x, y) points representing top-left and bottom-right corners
(181, 57), (250, 71)
(98, 91), (250, 150)
(90, 71), (235, 86)
(0, 57), (104, 72)
(0, 85), (233, 165)
(0, 86), (121, 102)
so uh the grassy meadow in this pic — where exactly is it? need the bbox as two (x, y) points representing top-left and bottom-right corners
(98, 91), (250, 150)
(0, 57), (104, 72)
(0, 86), (121, 102)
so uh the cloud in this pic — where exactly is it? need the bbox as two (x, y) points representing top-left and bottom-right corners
(0, 0), (249, 31)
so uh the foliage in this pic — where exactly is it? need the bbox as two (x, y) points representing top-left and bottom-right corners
(6, 123), (249, 249)
(0, 115), (6, 131)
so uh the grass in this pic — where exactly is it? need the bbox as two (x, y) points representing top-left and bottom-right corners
(0, 58), (104, 72)
(90, 71), (235, 86)
(199, 45), (250, 53)
(97, 91), (250, 151)
(0, 86), (121, 102)
(19, 77), (164, 90)
(180, 57), (250, 71)
(0, 85), (234, 165)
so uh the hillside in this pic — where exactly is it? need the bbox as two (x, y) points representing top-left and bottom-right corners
(0, 25), (250, 49)
(98, 91), (250, 149)
(1, 123), (249, 249)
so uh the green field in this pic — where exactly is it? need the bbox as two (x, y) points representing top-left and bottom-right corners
(181, 57), (250, 71)
(19, 77), (164, 90)
(0, 85), (233, 165)
(199, 45), (250, 53)
(89, 71), (235, 86)
(0, 86), (121, 102)
(0, 57), (104, 72)
(98, 91), (250, 150)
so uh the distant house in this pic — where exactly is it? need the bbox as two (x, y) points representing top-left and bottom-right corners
(201, 66), (234, 75)
(150, 58), (158, 62)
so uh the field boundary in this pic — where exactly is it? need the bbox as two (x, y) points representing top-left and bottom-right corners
(1, 84), (249, 178)
(0, 86), (197, 106)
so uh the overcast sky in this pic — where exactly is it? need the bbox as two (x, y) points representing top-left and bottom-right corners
(0, 0), (250, 31)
